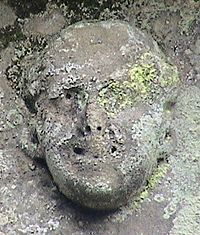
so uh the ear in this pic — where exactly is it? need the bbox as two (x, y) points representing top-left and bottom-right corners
(20, 125), (44, 160)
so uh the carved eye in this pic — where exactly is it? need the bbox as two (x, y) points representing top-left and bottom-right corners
(111, 146), (117, 153)
(85, 125), (91, 134)
(73, 146), (85, 155)
(97, 126), (102, 131)
(65, 93), (72, 99)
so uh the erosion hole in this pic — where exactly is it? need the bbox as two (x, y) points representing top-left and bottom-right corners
(85, 125), (91, 133)
(73, 146), (85, 155)
(111, 146), (117, 153)
(66, 93), (72, 99)
(164, 100), (176, 112)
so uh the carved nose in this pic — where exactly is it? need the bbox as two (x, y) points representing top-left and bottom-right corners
(85, 101), (108, 135)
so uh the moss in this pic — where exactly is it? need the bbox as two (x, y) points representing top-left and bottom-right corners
(132, 163), (170, 209)
(98, 53), (179, 116)
(7, 0), (48, 18)
(179, 4), (200, 35)
(0, 24), (25, 50)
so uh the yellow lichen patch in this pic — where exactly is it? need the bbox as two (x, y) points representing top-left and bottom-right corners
(98, 63), (158, 115)
(159, 63), (179, 87)
(128, 63), (157, 95)
(132, 163), (170, 209)
(98, 53), (179, 116)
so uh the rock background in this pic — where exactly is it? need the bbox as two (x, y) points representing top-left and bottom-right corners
(0, 0), (200, 234)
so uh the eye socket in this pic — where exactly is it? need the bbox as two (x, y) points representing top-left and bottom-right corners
(66, 93), (72, 99)
(85, 125), (91, 133)
(111, 146), (117, 153)
(97, 126), (102, 131)
(164, 100), (176, 111)
(73, 146), (85, 155)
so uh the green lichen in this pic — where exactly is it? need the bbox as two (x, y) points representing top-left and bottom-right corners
(98, 53), (179, 116)
(0, 25), (25, 50)
(147, 163), (169, 189)
(113, 163), (170, 223)
(6, 109), (23, 128)
(129, 63), (157, 94)
(132, 163), (170, 209)
(179, 4), (200, 35)
(98, 63), (157, 115)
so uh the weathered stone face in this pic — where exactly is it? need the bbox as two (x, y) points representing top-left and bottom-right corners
(20, 21), (178, 210)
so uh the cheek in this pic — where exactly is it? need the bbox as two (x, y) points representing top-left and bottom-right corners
(43, 91), (79, 119)
(41, 109), (76, 146)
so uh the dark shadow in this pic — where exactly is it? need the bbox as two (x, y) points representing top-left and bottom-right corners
(7, 0), (48, 18)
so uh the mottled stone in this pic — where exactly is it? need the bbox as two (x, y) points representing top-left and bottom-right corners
(165, 85), (200, 234)
(194, 38), (200, 55)
(0, 2), (17, 29)
(12, 21), (178, 210)
(23, 4), (66, 36)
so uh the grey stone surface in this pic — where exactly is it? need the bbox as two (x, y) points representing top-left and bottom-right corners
(8, 20), (178, 210)
(0, 1), (17, 29)
(0, 0), (200, 234)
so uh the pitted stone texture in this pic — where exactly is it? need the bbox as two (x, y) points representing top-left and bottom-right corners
(18, 21), (178, 210)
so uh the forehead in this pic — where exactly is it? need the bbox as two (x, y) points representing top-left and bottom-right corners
(43, 21), (151, 87)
